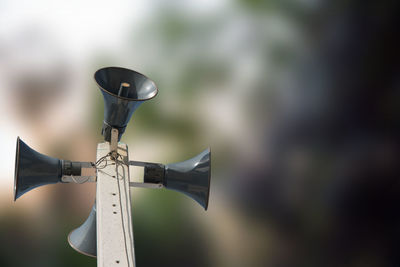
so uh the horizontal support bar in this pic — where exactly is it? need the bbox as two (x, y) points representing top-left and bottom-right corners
(128, 160), (148, 167)
(128, 161), (164, 167)
(129, 182), (163, 189)
(61, 175), (97, 183)
(81, 162), (96, 168)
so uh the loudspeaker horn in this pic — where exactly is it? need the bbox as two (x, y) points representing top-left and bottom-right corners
(95, 67), (158, 141)
(14, 137), (82, 201)
(68, 203), (97, 257)
(144, 148), (211, 210)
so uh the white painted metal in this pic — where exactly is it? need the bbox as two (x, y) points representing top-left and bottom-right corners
(96, 142), (135, 267)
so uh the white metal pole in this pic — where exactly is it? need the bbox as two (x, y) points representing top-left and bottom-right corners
(96, 142), (135, 267)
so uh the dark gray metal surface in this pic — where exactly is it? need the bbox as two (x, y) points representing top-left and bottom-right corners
(142, 148), (211, 210)
(94, 67), (158, 141)
(164, 148), (211, 210)
(14, 137), (90, 200)
(14, 137), (62, 201)
(68, 203), (97, 258)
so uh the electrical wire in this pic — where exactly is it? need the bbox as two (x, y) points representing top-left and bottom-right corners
(118, 154), (135, 261)
(115, 157), (132, 267)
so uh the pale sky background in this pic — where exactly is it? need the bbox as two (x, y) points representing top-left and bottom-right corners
(0, 0), (235, 196)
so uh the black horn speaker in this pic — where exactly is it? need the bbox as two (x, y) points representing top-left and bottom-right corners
(14, 137), (82, 201)
(144, 148), (211, 210)
(68, 203), (97, 257)
(95, 67), (158, 141)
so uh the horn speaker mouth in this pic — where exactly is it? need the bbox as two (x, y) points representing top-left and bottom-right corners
(14, 137), (21, 201)
(94, 66), (158, 102)
(68, 231), (97, 258)
(205, 147), (211, 210)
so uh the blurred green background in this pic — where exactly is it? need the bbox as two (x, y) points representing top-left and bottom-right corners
(1, 0), (399, 266)
(0, 1), (275, 266)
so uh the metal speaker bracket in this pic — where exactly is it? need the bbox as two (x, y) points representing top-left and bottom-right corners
(128, 160), (165, 189)
(129, 182), (163, 189)
(61, 175), (97, 184)
(110, 128), (119, 160)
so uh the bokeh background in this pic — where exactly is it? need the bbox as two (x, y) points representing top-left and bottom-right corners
(1, 0), (399, 266)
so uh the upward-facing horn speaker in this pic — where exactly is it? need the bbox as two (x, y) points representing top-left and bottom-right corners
(14, 137), (82, 201)
(95, 67), (158, 141)
(68, 203), (97, 257)
(144, 148), (211, 210)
